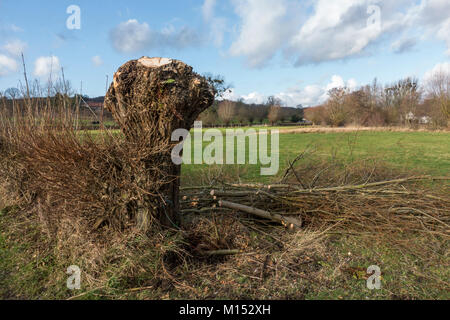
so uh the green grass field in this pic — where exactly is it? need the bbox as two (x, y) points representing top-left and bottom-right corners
(181, 130), (450, 185)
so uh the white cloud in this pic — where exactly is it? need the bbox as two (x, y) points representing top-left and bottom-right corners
(224, 0), (450, 67)
(221, 88), (240, 101)
(276, 75), (358, 107)
(33, 56), (60, 77)
(229, 0), (298, 68)
(418, 0), (450, 56)
(276, 85), (324, 107)
(222, 89), (267, 104)
(325, 75), (357, 92)
(227, 0), (388, 67)
(424, 62), (450, 83)
(110, 19), (201, 53)
(241, 92), (267, 104)
(92, 55), (103, 67)
(0, 54), (18, 77)
(105, 1), (450, 67)
(224, 75), (358, 107)
(289, 0), (385, 65)
(3, 39), (27, 56)
(110, 19), (153, 53)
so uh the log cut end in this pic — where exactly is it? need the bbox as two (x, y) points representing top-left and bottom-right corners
(137, 57), (173, 68)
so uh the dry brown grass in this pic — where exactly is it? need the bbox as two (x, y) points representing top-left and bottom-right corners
(276, 126), (450, 134)
(0, 96), (184, 291)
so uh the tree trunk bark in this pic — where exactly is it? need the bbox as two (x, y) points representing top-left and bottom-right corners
(105, 57), (215, 229)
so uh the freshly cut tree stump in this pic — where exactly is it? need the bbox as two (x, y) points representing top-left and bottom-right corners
(105, 57), (215, 229)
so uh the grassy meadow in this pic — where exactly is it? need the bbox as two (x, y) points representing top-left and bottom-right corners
(181, 129), (450, 185)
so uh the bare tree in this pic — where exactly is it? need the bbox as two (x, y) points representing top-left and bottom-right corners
(326, 87), (349, 127)
(268, 104), (282, 125)
(266, 96), (283, 125)
(4, 88), (21, 100)
(426, 69), (450, 127)
(384, 78), (420, 126)
(198, 104), (219, 126)
(218, 100), (236, 126)
(235, 101), (251, 125)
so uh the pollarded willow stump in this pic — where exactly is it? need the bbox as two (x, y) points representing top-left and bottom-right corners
(105, 57), (215, 229)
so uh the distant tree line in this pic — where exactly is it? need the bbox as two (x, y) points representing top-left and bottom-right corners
(4, 71), (447, 129)
(198, 96), (304, 127)
(305, 74), (450, 128)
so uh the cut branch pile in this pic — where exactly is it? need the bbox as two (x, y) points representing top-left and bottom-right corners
(181, 176), (450, 237)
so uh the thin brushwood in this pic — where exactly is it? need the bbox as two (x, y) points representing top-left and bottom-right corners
(181, 156), (449, 241)
(0, 92), (185, 284)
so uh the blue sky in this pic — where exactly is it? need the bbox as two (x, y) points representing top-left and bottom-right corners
(0, 0), (449, 106)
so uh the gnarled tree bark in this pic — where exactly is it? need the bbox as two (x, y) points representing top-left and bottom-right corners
(105, 57), (215, 229)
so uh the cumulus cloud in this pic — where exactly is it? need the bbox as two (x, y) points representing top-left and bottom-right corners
(289, 0), (387, 65)
(110, 20), (153, 53)
(275, 85), (324, 107)
(0, 54), (18, 77)
(221, 88), (240, 101)
(33, 56), (60, 77)
(92, 55), (103, 67)
(241, 92), (267, 104)
(106, 1), (450, 67)
(225, 0), (387, 67)
(229, 0), (299, 68)
(437, 20), (450, 56)
(223, 75), (357, 107)
(110, 19), (201, 53)
(424, 62), (450, 83)
(3, 39), (27, 56)
(222, 89), (267, 104)
(224, 0), (450, 67)
(276, 75), (358, 106)
(414, 0), (450, 56)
